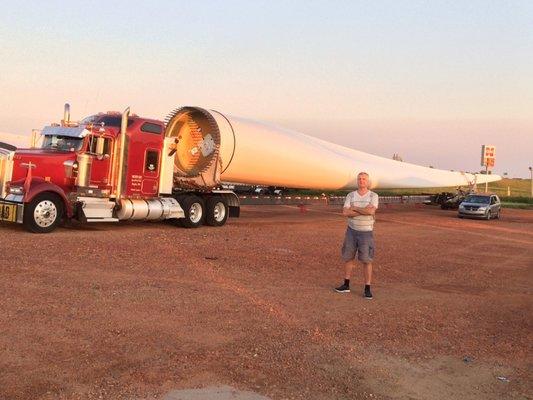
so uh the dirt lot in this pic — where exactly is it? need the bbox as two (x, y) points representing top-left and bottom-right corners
(0, 205), (531, 400)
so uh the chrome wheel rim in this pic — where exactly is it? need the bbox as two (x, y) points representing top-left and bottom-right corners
(213, 202), (226, 222)
(34, 200), (58, 228)
(189, 203), (203, 223)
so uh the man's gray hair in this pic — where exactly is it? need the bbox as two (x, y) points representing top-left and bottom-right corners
(357, 171), (372, 187)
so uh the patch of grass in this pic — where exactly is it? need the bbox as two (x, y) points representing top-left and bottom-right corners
(503, 196), (533, 204)
(374, 178), (533, 198)
(287, 178), (533, 199)
(486, 178), (531, 193)
(375, 188), (455, 196)
(502, 202), (533, 209)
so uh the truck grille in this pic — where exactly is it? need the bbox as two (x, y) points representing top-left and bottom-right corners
(0, 147), (15, 198)
(464, 206), (479, 211)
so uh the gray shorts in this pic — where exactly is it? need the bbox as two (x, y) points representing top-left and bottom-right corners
(341, 227), (375, 262)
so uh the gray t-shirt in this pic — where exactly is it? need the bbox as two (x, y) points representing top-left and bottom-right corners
(343, 190), (379, 231)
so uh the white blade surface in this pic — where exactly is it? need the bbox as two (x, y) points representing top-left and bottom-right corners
(215, 115), (500, 190)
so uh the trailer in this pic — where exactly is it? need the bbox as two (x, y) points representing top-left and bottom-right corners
(0, 105), (239, 233)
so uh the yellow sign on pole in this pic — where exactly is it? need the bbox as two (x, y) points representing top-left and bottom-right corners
(481, 145), (496, 169)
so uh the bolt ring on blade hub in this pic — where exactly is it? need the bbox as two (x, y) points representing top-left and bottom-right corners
(164, 106), (220, 177)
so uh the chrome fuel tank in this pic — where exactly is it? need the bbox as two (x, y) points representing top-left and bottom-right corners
(116, 197), (183, 221)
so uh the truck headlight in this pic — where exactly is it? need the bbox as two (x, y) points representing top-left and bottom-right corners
(459, 204), (465, 209)
(478, 207), (486, 211)
(8, 186), (24, 195)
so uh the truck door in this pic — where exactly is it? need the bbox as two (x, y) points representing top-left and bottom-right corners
(123, 121), (164, 197)
(141, 148), (159, 195)
(88, 135), (112, 187)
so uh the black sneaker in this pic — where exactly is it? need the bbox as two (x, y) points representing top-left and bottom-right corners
(334, 283), (350, 293)
(364, 288), (373, 300)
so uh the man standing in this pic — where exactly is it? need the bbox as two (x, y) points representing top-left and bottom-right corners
(335, 172), (379, 299)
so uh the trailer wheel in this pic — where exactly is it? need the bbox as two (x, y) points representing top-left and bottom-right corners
(23, 192), (64, 233)
(179, 195), (205, 228)
(205, 197), (228, 227)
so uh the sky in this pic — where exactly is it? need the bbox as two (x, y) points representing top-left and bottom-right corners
(0, 0), (531, 177)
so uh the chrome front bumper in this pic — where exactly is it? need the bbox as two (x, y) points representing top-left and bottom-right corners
(458, 210), (487, 218)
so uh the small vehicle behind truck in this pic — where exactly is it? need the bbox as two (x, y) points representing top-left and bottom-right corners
(0, 105), (240, 233)
(458, 194), (501, 220)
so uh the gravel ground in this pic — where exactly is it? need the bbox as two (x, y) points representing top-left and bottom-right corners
(0, 204), (531, 400)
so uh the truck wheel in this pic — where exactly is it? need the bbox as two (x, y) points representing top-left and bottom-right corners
(485, 210), (491, 220)
(179, 195), (205, 228)
(23, 192), (64, 233)
(205, 197), (228, 227)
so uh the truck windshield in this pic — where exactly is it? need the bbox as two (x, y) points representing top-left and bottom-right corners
(41, 135), (84, 151)
(464, 195), (490, 204)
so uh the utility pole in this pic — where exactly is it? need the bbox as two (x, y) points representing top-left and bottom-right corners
(485, 164), (489, 193)
(529, 166), (533, 198)
(481, 145), (495, 193)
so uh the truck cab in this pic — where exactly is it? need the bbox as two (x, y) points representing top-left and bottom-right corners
(77, 113), (166, 197)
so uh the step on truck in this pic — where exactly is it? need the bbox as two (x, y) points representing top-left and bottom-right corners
(0, 104), (239, 233)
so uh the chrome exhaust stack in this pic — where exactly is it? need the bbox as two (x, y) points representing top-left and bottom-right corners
(30, 129), (40, 148)
(62, 103), (71, 126)
(112, 107), (130, 200)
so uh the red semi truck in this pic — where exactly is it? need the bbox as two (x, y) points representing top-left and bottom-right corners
(0, 105), (239, 233)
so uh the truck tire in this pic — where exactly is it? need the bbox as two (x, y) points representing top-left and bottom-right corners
(205, 196), (228, 227)
(23, 192), (64, 233)
(178, 195), (205, 228)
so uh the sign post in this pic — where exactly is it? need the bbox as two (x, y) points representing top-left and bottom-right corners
(481, 145), (496, 193)
(529, 167), (533, 198)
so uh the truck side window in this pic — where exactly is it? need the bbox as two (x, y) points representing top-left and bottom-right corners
(141, 122), (163, 135)
(145, 150), (159, 172)
(88, 136), (110, 155)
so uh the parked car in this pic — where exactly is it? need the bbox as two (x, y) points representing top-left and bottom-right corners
(458, 194), (501, 220)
